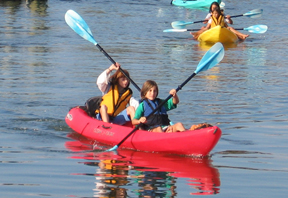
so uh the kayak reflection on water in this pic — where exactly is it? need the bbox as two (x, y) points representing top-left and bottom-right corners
(65, 132), (221, 196)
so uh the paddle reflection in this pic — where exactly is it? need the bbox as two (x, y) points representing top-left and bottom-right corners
(66, 132), (221, 197)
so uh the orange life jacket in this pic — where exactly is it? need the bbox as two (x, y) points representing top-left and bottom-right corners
(210, 15), (225, 28)
(98, 84), (132, 117)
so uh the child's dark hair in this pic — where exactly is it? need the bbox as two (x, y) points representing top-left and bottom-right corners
(212, 6), (223, 16)
(209, 1), (220, 12)
(110, 69), (130, 87)
(140, 80), (158, 99)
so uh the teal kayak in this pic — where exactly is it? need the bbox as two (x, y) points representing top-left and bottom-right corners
(172, 0), (222, 9)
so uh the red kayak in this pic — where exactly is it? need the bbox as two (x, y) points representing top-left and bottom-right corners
(65, 107), (221, 156)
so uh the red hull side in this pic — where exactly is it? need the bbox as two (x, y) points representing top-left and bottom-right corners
(65, 107), (221, 156)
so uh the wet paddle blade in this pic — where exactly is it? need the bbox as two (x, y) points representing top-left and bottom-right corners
(244, 25), (268, 33)
(65, 10), (141, 92)
(171, 21), (194, 29)
(65, 10), (97, 45)
(195, 42), (224, 74)
(243, 8), (263, 18)
(163, 29), (189, 33)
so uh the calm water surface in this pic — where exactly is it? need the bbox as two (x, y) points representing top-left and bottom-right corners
(1, 0), (287, 197)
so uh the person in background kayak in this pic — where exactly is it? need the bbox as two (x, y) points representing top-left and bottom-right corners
(132, 80), (185, 133)
(193, 2), (232, 34)
(96, 63), (139, 125)
(203, 1), (233, 25)
(191, 6), (249, 40)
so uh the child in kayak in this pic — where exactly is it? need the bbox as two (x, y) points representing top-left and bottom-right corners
(193, 2), (232, 34)
(96, 62), (139, 125)
(132, 80), (185, 133)
(191, 6), (249, 40)
(203, 2), (233, 25)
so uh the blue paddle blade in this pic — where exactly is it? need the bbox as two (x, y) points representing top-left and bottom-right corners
(243, 8), (263, 18)
(195, 42), (224, 74)
(244, 25), (268, 34)
(106, 145), (118, 152)
(163, 29), (189, 33)
(65, 10), (97, 45)
(171, 21), (194, 29)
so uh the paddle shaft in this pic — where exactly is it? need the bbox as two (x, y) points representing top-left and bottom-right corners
(185, 29), (199, 31)
(113, 72), (197, 148)
(185, 28), (244, 31)
(187, 14), (242, 25)
(234, 28), (246, 31)
(231, 14), (245, 18)
(179, 10), (262, 25)
(95, 44), (141, 92)
(65, 10), (141, 92)
(174, 25), (266, 33)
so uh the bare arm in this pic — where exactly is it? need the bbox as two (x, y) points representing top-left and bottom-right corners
(96, 63), (120, 93)
(225, 15), (233, 24)
(169, 89), (179, 105)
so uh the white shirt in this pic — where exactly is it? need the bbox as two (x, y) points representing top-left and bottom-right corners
(205, 13), (230, 23)
(96, 70), (139, 109)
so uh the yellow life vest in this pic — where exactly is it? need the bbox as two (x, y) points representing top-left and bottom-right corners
(210, 15), (225, 28)
(97, 84), (132, 117)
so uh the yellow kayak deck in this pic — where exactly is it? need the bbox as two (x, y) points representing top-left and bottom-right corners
(198, 26), (238, 44)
